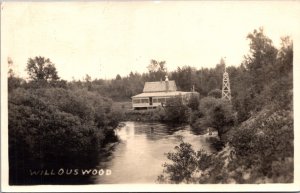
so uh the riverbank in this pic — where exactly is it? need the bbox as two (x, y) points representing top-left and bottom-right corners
(158, 105), (294, 184)
(123, 108), (165, 122)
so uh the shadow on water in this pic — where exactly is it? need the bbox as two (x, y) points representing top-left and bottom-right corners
(131, 122), (185, 140)
(10, 121), (214, 185)
(9, 144), (116, 185)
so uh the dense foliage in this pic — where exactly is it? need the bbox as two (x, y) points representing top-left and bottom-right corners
(157, 142), (198, 183)
(159, 108), (293, 184)
(124, 108), (166, 122)
(229, 109), (293, 182)
(158, 142), (235, 184)
(158, 28), (293, 183)
(190, 97), (235, 139)
(208, 89), (222, 98)
(9, 87), (116, 161)
(8, 59), (121, 184)
(164, 96), (190, 123)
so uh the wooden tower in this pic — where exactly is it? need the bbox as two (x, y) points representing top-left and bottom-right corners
(222, 66), (231, 101)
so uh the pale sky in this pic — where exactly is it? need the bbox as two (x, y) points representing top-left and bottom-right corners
(1, 1), (300, 80)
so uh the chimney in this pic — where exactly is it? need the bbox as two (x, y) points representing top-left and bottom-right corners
(165, 75), (169, 92)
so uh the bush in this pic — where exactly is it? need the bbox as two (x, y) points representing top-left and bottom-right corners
(199, 97), (219, 112)
(187, 94), (200, 111)
(8, 77), (24, 92)
(189, 110), (202, 125)
(158, 141), (227, 184)
(158, 142), (198, 184)
(164, 96), (190, 123)
(207, 100), (235, 138)
(124, 107), (166, 122)
(208, 89), (222, 98)
(197, 97), (235, 139)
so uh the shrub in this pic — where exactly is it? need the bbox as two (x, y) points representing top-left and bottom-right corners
(208, 89), (222, 98)
(207, 101), (235, 138)
(187, 94), (200, 111)
(164, 96), (190, 123)
(189, 110), (202, 125)
(8, 77), (24, 92)
(199, 97), (219, 113)
(198, 97), (235, 139)
(158, 142), (198, 184)
(124, 108), (166, 122)
(158, 141), (227, 184)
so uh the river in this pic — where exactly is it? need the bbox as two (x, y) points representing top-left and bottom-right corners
(91, 121), (215, 184)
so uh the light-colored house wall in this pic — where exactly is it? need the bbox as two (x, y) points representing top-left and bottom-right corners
(132, 93), (198, 109)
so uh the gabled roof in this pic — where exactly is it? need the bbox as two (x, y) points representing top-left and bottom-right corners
(143, 81), (177, 93)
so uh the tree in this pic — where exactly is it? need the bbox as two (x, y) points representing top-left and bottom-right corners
(147, 59), (166, 73)
(232, 28), (292, 120)
(116, 74), (122, 80)
(244, 27), (278, 93)
(276, 36), (293, 77)
(147, 59), (167, 81)
(7, 57), (24, 92)
(8, 57), (15, 78)
(26, 56), (60, 81)
(158, 142), (198, 184)
(199, 97), (235, 139)
(158, 141), (226, 184)
(169, 66), (200, 92)
(207, 100), (235, 138)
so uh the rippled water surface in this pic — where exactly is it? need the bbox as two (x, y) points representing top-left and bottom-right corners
(92, 121), (213, 184)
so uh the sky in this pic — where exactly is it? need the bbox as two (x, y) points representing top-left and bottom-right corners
(1, 1), (300, 80)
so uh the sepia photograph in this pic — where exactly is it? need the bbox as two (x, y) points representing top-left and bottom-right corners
(1, 1), (300, 192)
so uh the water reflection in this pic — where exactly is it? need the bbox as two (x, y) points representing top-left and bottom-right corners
(92, 121), (213, 184)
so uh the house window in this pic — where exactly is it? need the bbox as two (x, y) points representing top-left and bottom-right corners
(153, 98), (158, 103)
(133, 99), (141, 103)
(157, 98), (166, 103)
(141, 98), (149, 103)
